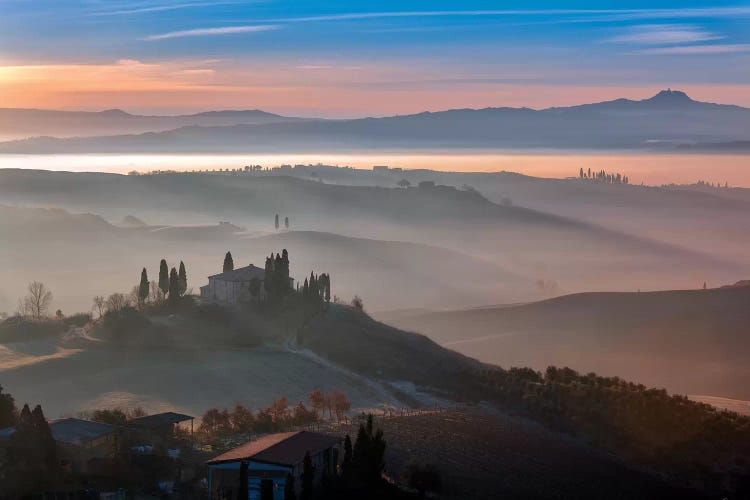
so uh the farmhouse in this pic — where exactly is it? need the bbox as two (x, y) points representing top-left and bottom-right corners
(207, 431), (341, 500)
(200, 265), (268, 305)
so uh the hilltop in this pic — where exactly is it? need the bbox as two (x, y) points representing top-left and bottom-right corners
(1, 90), (748, 152)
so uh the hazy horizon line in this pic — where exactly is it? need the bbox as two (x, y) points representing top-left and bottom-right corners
(0, 87), (739, 118)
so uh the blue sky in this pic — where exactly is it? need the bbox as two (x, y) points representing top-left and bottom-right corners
(1, 1), (749, 115)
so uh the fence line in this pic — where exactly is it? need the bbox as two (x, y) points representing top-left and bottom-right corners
(296, 405), (451, 433)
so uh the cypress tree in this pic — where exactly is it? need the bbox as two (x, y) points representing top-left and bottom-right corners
(281, 249), (290, 291)
(284, 216), (289, 230)
(238, 460), (248, 500)
(0, 384), (15, 428)
(342, 434), (353, 479)
(158, 259), (169, 295)
(284, 473), (297, 500)
(323, 274), (331, 304)
(301, 451), (314, 500)
(31, 405), (56, 472)
(309, 272), (317, 300)
(264, 254), (275, 295)
(178, 261), (187, 296)
(273, 252), (287, 294)
(138, 267), (149, 307)
(168, 267), (179, 305)
(275, 214), (280, 231)
(223, 251), (234, 273)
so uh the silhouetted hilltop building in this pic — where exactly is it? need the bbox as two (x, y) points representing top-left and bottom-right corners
(200, 265), (268, 305)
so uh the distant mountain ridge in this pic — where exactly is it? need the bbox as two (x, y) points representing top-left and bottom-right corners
(2, 90), (748, 153)
(0, 107), (312, 140)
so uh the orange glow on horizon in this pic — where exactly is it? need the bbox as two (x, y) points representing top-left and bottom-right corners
(1, 60), (749, 116)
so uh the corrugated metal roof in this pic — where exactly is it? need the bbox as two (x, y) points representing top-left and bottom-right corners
(128, 411), (194, 429)
(49, 418), (115, 445)
(208, 265), (265, 283)
(0, 418), (115, 445)
(207, 431), (340, 467)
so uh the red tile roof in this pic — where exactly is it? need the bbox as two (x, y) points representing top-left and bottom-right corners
(207, 431), (340, 467)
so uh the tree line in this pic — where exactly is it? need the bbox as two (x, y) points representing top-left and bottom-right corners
(90, 258), (190, 319)
(578, 167), (629, 184)
(197, 389), (351, 441)
(459, 364), (750, 497)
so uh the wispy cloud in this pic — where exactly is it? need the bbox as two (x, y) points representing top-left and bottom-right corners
(236, 7), (750, 24)
(632, 44), (750, 55)
(297, 65), (363, 70)
(144, 24), (279, 41)
(90, 2), (232, 16)
(605, 24), (722, 45)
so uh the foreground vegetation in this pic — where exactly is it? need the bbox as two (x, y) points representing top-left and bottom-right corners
(460, 366), (750, 495)
(302, 306), (750, 497)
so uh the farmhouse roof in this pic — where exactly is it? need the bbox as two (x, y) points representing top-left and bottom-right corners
(208, 264), (265, 283)
(0, 418), (115, 445)
(128, 411), (194, 429)
(50, 418), (116, 445)
(207, 431), (340, 467)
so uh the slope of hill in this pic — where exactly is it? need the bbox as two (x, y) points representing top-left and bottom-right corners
(265, 165), (750, 265)
(242, 231), (529, 310)
(2, 298), (748, 497)
(1, 90), (748, 152)
(0, 107), (310, 140)
(0, 205), (530, 312)
(0, 171), (739, 311)
(382, 287), (750, 400)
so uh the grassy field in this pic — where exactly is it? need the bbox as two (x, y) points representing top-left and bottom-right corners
(0, 341), (405, 418)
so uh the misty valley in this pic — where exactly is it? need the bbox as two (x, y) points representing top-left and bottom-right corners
(2, 4), (750, 496)
(1, 161), (750, 498)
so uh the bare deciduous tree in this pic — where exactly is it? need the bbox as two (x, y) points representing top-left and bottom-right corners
(149, 280), (165, 304)
(22, 281), (53, 320)
(92, 296), (105, 318)
(329, 390), (351, 422)
(105, 293), (130, 315)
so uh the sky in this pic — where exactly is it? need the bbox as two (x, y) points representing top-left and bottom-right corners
(1, 0), (749, 116)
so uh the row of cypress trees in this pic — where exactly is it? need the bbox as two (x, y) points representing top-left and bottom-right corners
(137, 259), (187, 307)
(302, 272), (331, 305)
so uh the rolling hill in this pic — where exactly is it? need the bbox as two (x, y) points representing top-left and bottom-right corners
(263, 164), (750, 263)
(381, 286), (750, 400)
(0, 205), (530, 312)
(0, 171), (740, 311)
(1, 90), (748, 153)
(1, 295), (747, 497)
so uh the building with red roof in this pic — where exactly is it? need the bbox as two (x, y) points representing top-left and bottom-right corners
(207, 431), (341, 500)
